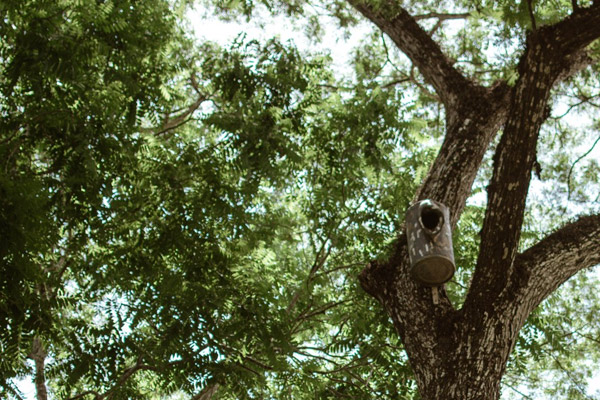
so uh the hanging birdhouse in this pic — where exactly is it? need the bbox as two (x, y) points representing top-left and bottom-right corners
(405, 199), (455, 286)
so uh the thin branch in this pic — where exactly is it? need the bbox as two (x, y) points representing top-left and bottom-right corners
(503, 382), (535, 400)
(313, 262), (364, 279)
(567, 134), (600, 200)
(413, 12), (471, 21)
(0, 128), (20, 145)
(66, 391), (100, 400)
(237, 363), (261, 377)
(428, 19), (443, 35)
(293, 350), (342, 365)
(380, 32), (403, 75)
(527, 0), (537, 31)
(215, 341), (274, 372)
(142, 75), (212, 136)
(143, 96), (206, 136)
(104, 360), (157, 400)
(68, 357), (158, 400)
(378, 34), (438, 95)
(316, 83), (357, 91)
(544, 350), (595, 400)
(287, 220), (342, 314)
(326, 387), (353, 398)
(551, 99), (588, 119)
(191, 384), (220, 400)
(189, 73), (203, 95)
(295, 300), (351, 322)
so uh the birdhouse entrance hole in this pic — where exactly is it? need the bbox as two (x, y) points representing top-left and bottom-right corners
(420, 205), (444, 235)
(421, 208), (443, 231)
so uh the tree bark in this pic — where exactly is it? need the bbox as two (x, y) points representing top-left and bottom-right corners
(349, 1), (600, 398)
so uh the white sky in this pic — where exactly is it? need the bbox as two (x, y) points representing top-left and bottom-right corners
(188, 4), (374, 76)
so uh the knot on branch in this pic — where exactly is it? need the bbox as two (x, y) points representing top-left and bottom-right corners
(359, 260), (395, 300)
(360, 234), (411, 301)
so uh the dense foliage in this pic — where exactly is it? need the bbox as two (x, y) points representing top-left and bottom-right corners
(1, 0), (599, 399)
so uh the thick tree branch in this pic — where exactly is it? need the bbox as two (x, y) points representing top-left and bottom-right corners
(466, 2), (600, 310)
(414, 81), (510, 227)
(347, 0), (471, 107)
(428, 213), (599, 399)
(555, 49), (593, 83)
(510, 214), (600, 317)
(348, 1), (513, 233)
(549, 3), (600, 54)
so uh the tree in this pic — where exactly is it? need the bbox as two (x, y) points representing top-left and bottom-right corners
(1, 0), (600, 399)
(345, 0), (600, 398)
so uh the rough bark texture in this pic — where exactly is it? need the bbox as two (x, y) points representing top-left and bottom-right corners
(350, 1), (600, 399)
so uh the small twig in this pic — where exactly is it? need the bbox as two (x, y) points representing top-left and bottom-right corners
(545, 350), (594, 400)
(380, 33), (403, 75)
(145, 96), (206, 136)
(313, 262), (364, 279)
(237, 363), (261, 377)
(286, 242), (331, 314)
(286, 222), (340, 314)
(0, 128), (19, 145)
(551, 92), (600, 119)
(409, 67), (439, 100)
(293, 350), (342, 365)
(190, 73), (203, 95)
(448, 279), (468, 290)
(295, 300), (350, 322)
(503, 381), (535, 399)
(380, 33), (438, 99)
(381, 78), (411, 89)
(567, 134), (600, 200)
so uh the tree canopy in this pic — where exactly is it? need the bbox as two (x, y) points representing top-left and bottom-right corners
(1, 0), (600, 399)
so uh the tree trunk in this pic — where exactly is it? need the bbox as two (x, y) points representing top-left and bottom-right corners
(350, 1), (600, 398)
